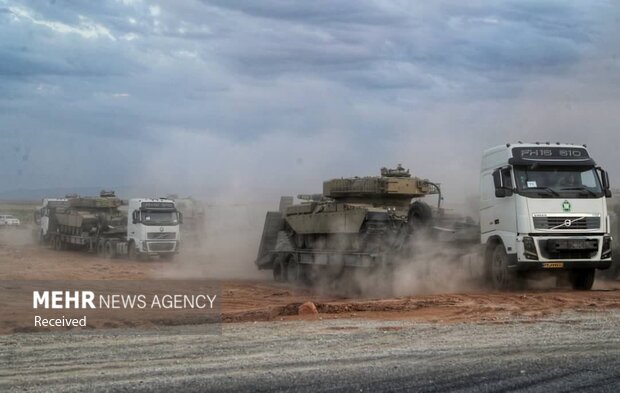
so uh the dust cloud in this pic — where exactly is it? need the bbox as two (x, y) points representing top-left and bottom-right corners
(155, 203), (272, 280)
(0, 226), (35, 248)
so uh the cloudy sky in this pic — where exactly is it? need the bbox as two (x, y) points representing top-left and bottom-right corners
(1, 0), (619, 203)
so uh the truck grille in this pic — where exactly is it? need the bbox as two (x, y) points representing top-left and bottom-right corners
(533, 216), (600, 230)
(148, 242), (175, 252)
(147, 232), (176, 240)
(539, 239), (598, 259)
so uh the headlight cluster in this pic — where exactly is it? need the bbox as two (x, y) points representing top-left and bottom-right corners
(601, 236), (612, 259)
(523, 236), (538, 260)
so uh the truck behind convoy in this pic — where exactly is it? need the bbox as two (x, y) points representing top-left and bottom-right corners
(256, 143), (613, 291)
(35, 191), (182, 260)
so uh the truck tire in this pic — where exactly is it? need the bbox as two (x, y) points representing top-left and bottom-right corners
(489, 243), (521, 290)
(569, 269), (595, 290)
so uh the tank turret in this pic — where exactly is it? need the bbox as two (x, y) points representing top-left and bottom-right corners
(322, 166), (438, 207)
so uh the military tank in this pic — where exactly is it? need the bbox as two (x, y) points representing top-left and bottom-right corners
(285, 165), (439, 252)
(255, 165), (441, 282)
(54, 190), (127, 239)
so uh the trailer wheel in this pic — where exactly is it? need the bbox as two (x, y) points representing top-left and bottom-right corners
(569, 269), (595, 290)
(273, 255), (286, 282)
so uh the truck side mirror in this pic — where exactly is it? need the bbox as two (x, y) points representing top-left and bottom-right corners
(492, 168), (513, 198)
(597, 167), (612, 197)
(132, 210), (139, 224)
(178, 212), (183, 224)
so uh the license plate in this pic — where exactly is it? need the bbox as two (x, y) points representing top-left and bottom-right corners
(543, 262), (564, 268)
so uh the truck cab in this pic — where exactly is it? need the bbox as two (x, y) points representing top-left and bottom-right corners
(480, 143), (612, 290)
(128, 198), (182, 259)
(34, 198), (68, 243)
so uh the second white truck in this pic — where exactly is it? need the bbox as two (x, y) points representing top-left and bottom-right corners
(36, 192), (182, 260)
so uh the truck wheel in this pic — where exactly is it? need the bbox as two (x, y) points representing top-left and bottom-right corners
(490, 244), (517, 290)
(273, 255), (286, 282)
(569, 269), (595, 290)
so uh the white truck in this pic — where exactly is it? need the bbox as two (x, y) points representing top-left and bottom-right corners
(481, 142), (613, 290)
(126, 198), (182, 260)
(36, 193), (182, 260)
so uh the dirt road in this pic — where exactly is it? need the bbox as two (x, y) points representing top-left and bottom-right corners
(2, 311), (619, 392)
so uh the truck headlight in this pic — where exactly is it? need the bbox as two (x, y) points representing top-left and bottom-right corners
(523, 236), (538, 260)
(601, 236), (612, 259)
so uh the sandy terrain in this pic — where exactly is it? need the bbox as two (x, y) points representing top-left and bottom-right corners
(1, 228), (619, 334)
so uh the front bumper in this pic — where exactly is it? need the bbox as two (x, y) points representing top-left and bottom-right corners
(513, 234), (612, 270)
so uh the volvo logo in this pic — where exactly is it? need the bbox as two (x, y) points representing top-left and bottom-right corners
(562, 200), (571, 212)
(564, 219), (572, 227)
(159, 226), (164, 232)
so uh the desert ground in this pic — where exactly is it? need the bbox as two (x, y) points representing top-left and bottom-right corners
(1, 214), (619, 391)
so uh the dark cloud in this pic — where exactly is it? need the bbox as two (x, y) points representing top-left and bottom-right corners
(0, 0), (618, 196)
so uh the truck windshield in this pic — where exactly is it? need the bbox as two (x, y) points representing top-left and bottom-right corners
(141, 210), (179, 225)
(513, 166), (604, 198)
